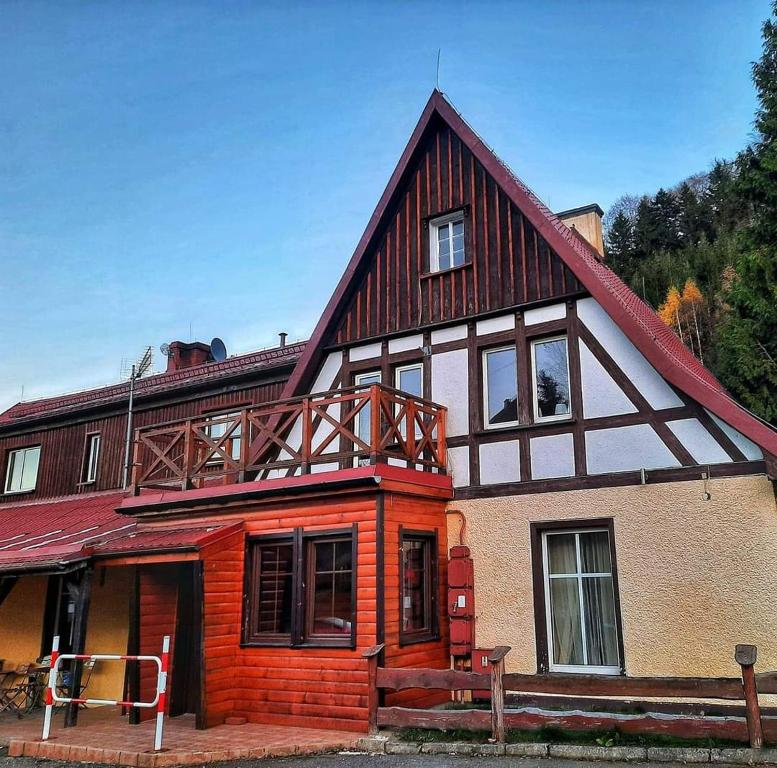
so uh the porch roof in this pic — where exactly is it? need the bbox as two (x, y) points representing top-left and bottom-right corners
(0, 491), (238, 575)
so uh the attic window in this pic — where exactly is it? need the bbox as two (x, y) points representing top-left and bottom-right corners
(429, 212), (465, 272)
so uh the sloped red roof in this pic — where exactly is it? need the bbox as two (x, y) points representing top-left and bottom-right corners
(283, 90), (777, 457)
(0, 341), (306, 427)
(0, 490), (239, 573)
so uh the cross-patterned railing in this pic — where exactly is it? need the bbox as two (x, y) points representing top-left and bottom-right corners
(130, 384), (447, 494)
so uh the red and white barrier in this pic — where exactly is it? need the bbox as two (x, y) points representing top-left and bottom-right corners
(42, 634), (171, 751)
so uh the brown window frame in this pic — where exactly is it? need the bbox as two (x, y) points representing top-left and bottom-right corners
(242, 526), (357, 649)
(529, 517), (625, 675)
(399, 527), (439, 646)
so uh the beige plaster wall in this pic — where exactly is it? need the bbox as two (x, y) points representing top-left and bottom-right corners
(83, 566), (131, 701)
(0, 575), (47, 668)
(449, 474), (777, 679)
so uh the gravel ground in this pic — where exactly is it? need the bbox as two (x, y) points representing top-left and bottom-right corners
(0, 747), (690, 768)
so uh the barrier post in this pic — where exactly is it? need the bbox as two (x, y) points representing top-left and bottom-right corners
(154, 635), (170, 752)
(736, 644), (763, 749)
(488, 646), (511, 743)
(41, 635), (60, 741)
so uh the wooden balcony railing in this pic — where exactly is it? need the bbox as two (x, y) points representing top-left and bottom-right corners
(130, 384), (447, 494)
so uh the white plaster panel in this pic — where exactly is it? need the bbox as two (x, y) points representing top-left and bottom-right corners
(706, 411), (763, 460)
(348, 342), (382, 362)
(523, 303), (566, 326)
(579, 341), (637, 418)
(310, 351), (342, 393)
(431, 324), (468, 344)
(311, 401), (341, 454)
(388, 334), (423, 354)
(666, 418), (731, 465)
(447, 446), (470, 488)
(577, 297), (684, 410)
(530, 433), (575, 479)
(431, 348), (469, 437)
(585, 424), (681, 474)
(311, 462), (340, 474)
(476, 314), (515, 336)
(479, 440), (520, 485)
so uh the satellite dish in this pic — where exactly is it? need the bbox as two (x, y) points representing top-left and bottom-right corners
(210, 337), (227, 362)
(160, 342), (171, 358)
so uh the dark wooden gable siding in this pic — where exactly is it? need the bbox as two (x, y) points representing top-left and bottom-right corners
(333, 116), (583, 344)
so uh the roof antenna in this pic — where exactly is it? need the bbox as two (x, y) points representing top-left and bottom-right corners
(435, 48), (441, 90)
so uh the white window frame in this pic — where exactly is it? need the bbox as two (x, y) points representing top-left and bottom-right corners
(353, 371), (381, 464)
(394, 363), (424, 440)
(429, 211), (466, 273)
(4, 445), (41, 494)
(203, 411), (242, 464)
(482, 345), (520, 430)
(83, 433), (101, 484)
(541, 528), (620, 675)
(531, 334), (572, 423)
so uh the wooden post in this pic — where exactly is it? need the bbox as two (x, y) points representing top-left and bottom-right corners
(182, 419), (194, 490)
(301, 397), (312, 475)
(362, 643), (385, 735)
(405, 398), (416, 467)
(64, 568), (93, 728)
(736, 644), (763, 749)
(488, 646), (510, 743)
(369, 385), (381, 465)
(238, 410), (249, 483)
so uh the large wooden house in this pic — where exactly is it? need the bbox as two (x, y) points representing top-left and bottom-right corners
(1, 91), (776, 733)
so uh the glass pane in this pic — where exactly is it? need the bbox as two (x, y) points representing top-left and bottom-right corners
(580, 531), (611, 574)
(256, 543), (293, 635)
(534, 338), (570, 418)
(547, 533), (577, 574)
(20, 448), (39, 491)
(582, 575), (619, 666)
(397, 366), (422, 397)
(355, 373), (381, 445)
(334, 540), (352, 571)
(550, 577), (584, 666)
(312, 572), (334, 631)
(315, 540), (334, 572)
(452, 219), (463, 236)
(485, 347), (518, 425)
(452, 234), (464, 252)
(403, 539), (428, 632)
(7, 451), (23, 492)
(437, 223), (449, 242)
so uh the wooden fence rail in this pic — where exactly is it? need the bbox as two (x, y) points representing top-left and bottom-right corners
(364, 644), (772, 748)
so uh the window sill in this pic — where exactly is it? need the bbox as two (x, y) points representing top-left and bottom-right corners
(419, 262), (472, 280)
(77, 481), (96, 487)
(0, 488), (35, 498)
(241, 638), (355, 650)
(399, 632), (440, 647)
(475, 418), (576, 436)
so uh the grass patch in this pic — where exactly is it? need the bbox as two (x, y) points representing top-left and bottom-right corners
(396, 725), (747, 749)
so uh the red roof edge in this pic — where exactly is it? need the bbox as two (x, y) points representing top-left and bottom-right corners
(283, 89), (777, 458)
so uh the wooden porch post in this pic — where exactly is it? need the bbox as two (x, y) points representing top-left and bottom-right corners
(488, 646), (510, 743)
(64, 567), (93, 728)
(193, 561), (207, 730)
(362, 643), (385, 735)
(736, 644), (763, 749)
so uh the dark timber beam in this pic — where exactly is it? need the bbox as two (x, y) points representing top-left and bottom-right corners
(0, 576), (18, 608)
(64, 568), (93, 728)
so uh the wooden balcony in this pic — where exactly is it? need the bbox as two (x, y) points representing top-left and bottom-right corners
(130, 384), (447, 494)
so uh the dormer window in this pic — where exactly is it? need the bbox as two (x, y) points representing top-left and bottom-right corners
(4, 445), (41, 494)
(429, 212), (465, 272)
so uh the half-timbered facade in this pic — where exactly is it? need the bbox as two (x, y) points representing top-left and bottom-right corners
(0, 90), (776, 734)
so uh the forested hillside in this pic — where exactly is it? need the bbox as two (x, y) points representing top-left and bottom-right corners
(603, 3), (777, 425)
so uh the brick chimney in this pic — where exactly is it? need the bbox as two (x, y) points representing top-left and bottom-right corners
(556, 203), (605, 258)
(166, 341), (212, 372)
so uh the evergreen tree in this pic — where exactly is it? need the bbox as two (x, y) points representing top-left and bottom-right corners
(605, 211), (635, 274)
(716, 2), (777, 424)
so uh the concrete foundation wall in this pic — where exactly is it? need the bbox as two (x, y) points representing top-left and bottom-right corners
(448, 474), (777, 679)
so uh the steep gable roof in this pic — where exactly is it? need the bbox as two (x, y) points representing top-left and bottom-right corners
(283, 90), (777, 458)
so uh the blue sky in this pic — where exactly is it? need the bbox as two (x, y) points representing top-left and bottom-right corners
(0, 0), (767, 411)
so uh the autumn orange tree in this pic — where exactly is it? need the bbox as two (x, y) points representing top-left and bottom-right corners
(658, 278), (707, 362)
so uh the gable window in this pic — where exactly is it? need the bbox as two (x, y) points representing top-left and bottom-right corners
(400, 530), (438, 644)
(82, 433), (101, 484)
(244, 528), (356, 648)
(4, 446), (41, 494)
(531, 336), (571, 421)
(538, 526), (621, 674)
(483, 346), (519, 428)
(429, 212), (465, 272)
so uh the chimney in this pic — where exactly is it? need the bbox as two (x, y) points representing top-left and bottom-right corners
(166, 341), (212, 373)
(556, 204), (605, 258)
(279, 332), (288, 348)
